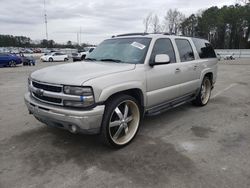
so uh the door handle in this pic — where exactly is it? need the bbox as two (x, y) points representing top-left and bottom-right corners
(175, 68), (181, 73)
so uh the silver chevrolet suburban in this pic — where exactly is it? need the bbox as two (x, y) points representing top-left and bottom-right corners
(25, 33), (218, 148)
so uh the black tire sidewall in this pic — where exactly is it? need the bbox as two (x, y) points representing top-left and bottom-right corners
(100, 94), (141, 148)
(81, 55), (86, 60)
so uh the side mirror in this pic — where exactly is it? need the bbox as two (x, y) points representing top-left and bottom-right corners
(150, 54), (170, 66)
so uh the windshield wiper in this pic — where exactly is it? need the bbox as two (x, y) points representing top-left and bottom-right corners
(99, 58), (122, 63)
(85, 58), (97, 61)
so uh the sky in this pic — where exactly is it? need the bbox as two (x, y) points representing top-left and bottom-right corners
(0, 0), (237, 45)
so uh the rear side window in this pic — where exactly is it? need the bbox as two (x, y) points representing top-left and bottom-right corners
(175, 39), (195, 62)
(150, 38), (176, 63)
(192, 38), (216, 58)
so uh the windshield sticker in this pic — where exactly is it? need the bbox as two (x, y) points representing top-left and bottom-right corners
(131, 42), (146, 50)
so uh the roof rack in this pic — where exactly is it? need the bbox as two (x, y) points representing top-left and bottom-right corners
(111, 32), (177, 38)
(112, 33), (149, 38)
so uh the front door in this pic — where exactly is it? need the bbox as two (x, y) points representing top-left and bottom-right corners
(146, 38), (183, 108)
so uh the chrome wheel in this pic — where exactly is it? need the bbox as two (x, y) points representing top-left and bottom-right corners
(201, 78), (211, 104)
(108, 100), (140, 145)
(9, 61), (16, 67)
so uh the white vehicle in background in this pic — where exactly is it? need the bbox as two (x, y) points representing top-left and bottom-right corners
(72, 47), (95, 62)
(224, 53), (235, 60)
(40, 52), (69, 62)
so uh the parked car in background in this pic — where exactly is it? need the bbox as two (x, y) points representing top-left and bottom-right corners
(72, 47), (95, 62)
(19, 53), (36, 66)
(33, 48), (42, 53)
(224, 53), (235, 60)
(40, 52), (69, 62)
(20, 48), (33, 54)
(0, 53), (22, 67)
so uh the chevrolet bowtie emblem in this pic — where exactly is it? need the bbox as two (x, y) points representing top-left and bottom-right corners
(36, 89), (44, 97)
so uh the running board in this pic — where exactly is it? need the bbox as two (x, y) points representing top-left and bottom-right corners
(145, 93), (195, 116)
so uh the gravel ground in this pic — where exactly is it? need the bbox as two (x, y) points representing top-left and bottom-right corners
(0, 59), (250, 188)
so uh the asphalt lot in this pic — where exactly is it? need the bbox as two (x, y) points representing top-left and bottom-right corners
(0, 59), (250, 188)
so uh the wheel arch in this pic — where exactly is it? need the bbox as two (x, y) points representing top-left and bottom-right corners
(105, 88), (144, 107)
(204, 72), (213, 83)
(98, 83), (146, 109)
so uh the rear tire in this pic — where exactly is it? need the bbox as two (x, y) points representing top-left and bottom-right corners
(64, 58), (68, 62)
(9, 61), (16, 67)
(100, 95), (141, 148)
(192, 77), (212, 106)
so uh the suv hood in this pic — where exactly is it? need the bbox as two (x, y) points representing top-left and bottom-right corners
(31, 61), (135, 85)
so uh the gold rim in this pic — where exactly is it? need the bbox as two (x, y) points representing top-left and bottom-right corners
(201, 79), (211, 104)
(108, 100), (140, 145)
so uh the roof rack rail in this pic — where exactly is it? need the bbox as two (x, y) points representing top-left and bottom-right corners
(112, 33), (149, 38)
(148, 32), (171, 35)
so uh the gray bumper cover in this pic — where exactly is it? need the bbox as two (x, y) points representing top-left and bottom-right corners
(24, 93), (105, 134)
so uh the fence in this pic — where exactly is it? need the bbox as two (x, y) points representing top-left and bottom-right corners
(215, 49), (250, 59)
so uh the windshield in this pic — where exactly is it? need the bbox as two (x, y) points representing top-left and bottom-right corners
(86, 37), (151, 64)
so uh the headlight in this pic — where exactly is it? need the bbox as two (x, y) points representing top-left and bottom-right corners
(64, 86), (93, 96)
(63, 86), (95, 108)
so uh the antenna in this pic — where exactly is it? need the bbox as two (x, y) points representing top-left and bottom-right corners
(43, 0), (48, 40)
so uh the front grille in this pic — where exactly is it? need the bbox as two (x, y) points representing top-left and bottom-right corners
(32, 81), (62, 93)
(33, 92), (62, 104)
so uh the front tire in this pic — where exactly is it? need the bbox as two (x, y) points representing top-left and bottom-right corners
(64, 58), (68, 62)
(100, 95), (141, 148)
(81, 55), (86, 60)
(192, 77), (212, 106)
(49, 58), (53, 62)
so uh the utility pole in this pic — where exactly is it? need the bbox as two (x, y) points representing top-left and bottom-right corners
(77, 32), (79, 45)
(80, 27), (82, 45)
(44, 0), (48, 40)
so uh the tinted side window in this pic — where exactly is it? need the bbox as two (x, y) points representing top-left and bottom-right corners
(89, 48), (94, 52)
(175, 39), (195, 62)
(150, 38), (176, 63)
(192, 38), (216, 58)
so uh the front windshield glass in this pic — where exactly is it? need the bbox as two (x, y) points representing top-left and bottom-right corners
(86, 37), (151, 64)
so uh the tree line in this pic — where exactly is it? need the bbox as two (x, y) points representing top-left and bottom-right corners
(0, 34), (91, 49)
(143, 1), (250, 49)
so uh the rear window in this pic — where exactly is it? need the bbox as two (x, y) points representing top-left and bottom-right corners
(192, 38), (216, 59)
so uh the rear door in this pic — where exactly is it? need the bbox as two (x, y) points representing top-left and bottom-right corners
(174, 38), (200, 96)
(54, 52), (63, 61)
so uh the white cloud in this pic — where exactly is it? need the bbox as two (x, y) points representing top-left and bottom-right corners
(0, 0), (236, 44)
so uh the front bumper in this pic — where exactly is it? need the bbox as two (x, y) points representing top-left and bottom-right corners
(24, 92), (105, 134)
